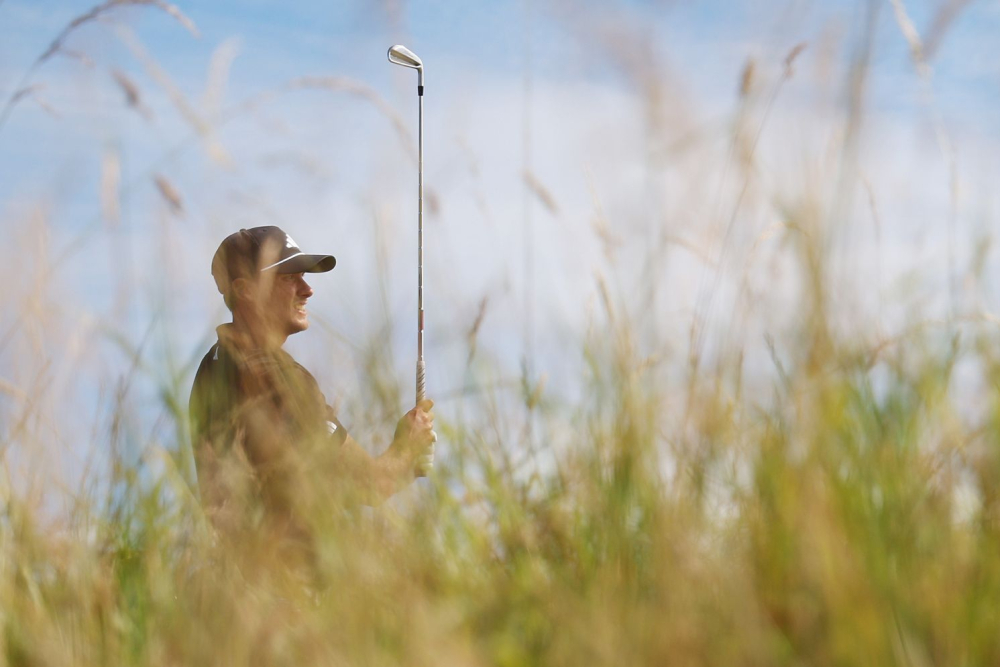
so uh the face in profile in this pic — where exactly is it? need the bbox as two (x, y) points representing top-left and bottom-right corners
(265, 272), (314, 336)
(257, 271), (314, 336)
(233, 270), (314, 338)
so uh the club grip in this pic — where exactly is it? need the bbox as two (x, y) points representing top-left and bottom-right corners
(415, 359), (433, 477)
(416, 358), (426, 404)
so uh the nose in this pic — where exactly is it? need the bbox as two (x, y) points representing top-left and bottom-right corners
(298, 276), (313, 299)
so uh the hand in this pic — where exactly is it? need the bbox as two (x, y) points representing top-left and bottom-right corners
(391, 399), (436, 462)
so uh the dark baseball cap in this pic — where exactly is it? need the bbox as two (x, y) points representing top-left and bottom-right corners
(211, 226), (336, 298)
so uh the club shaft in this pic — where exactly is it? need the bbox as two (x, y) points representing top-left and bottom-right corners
(415, 83), (431, 477)
(416, 86), (425, 404)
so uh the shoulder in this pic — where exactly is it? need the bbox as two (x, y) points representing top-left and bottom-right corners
(191, 342), (241, 402)
(195, 343), (219, 374)
(194, 343), (230, 383)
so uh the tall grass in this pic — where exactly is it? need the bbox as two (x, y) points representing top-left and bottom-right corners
(6, 284), (1000, 665)
(2, 1), (999, 665)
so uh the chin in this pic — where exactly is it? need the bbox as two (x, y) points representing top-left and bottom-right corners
(284, 315), (309, 335)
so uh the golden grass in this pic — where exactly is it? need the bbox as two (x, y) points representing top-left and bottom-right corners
(2, 1), (998, 665)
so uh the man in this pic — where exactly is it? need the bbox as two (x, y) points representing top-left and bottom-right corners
(189, 226), (435, 553)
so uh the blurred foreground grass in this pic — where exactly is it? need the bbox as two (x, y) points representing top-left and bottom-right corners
(3, 282), (1000, 666)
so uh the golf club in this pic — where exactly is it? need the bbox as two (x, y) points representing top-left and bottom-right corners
(388, 44), (433, 475)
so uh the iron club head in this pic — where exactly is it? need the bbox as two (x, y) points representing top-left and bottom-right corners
(387, 44), (424, 88)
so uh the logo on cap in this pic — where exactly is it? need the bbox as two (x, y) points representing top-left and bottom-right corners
(285, 235), (299, 250)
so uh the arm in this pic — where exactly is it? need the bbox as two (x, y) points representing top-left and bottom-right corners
(237, 348), (435, 508)
(333, 400), (436, 505)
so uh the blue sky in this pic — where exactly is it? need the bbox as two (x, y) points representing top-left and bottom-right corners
(1, 0), (998, 498)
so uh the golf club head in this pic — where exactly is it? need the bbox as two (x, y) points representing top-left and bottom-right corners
(388, 44), (422, 68)
(388, 44), (424, 87)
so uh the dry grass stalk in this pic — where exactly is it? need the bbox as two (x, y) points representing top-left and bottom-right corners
(523, 169), (559, 216)
(0, 0), (198, 131)
(466, 296), (490, 366)
(153, 174), (183, 215)
(889, 0), (959, 318)
(783, 42), (808, 77)
(36, 0), (198, 65)
(738, 58), (756, 99)
(890, 0), (930, 76)
(100, 150), (122, 226)
(923, 0), (975, 60)
(110, 69), (152, 121)
(58, 50), (97, 68)
(114, 24), (230, 167)
(688, 41), (809, 386)
(202, 39), (242, 122)
(288, 76), (417, 163)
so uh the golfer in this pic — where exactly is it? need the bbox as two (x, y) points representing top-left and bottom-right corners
(189, 226), (435, 550)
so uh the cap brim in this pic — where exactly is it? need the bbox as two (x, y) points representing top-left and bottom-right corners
(273, 253), (336, 274)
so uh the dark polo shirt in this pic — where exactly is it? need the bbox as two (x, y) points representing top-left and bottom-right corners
(189, 324), (348, 521)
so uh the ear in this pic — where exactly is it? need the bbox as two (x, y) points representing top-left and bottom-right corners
(231, 277), (254, 303)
